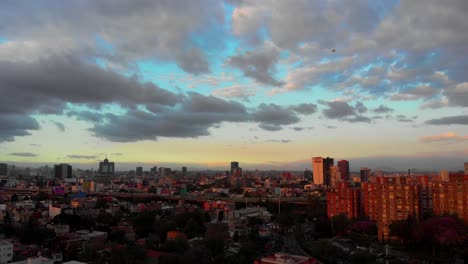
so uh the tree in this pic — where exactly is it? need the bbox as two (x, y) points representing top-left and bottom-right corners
(422, 216), (467, 248)
(388, 216), (418, 245)
(11, 194), (18, 202)
(36, 191), (49, 201)
(132, 211), (155, 238)
(331, 213), (351, 235)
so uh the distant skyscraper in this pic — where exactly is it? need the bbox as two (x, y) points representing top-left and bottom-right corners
(150, 166), (158, 176)
(231, 161), (239, 176)
(54, 163), (72, 179)
(181, 167), (187, 177)
(323, 157), (334, 186)
(360, 167), (371, 182)
(136, 167), (143, 177)
(337, 160), (350, 182)
(464, 162), (468, 175)
(98, 158), (115, 175)
(0, 163), (7, 176)
(312, 157), (324, 185)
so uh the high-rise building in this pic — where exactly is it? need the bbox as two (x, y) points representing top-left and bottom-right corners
(230, 161), (239, 176)
(98, 158), (115, 175)
(432, 177), (468, 223)
(181, 167), (187, 177)
(150, 166), (158, 176)
(360, 167), (371, 182)
(362, 176), (422, 240)
(464, 162), (468, 175)
(0, 163), (7, 176)
(337, 160), (350, 182)
(312, 157), (324, 185)
(136, 167), (143, 177)
(327, 182), (360, 219)
(312, 157), (334, 185)
(54, 163), (72, 179)
(323, 157), (334, 186)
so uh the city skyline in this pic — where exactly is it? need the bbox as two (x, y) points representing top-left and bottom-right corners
(1, 0), (468, 169)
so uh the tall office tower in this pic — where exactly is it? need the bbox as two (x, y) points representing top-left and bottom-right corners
(360, 167), (371, 182)
(337, 160), (350, 181)
(323, 157), (334, 186)
(98, 158), (115, 175)
(327, 182), (360, 219)
(439, 170), (449, 181)
(0, 163), (7, 176)
(464, 162), (468, 175)
(54, 163), (72, 179)
(432, 177), (468, 223)
(312, 157), (324, 185)
(136, 167), (143, 177)
(230, 161), (239, 176)
(150, 166), (158, 176)
(181, 167), (187, 177)
(330, 166), (341, 187)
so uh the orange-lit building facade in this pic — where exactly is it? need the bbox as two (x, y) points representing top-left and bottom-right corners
(326, 182), (360, 219)
(432, 177), (468, 223)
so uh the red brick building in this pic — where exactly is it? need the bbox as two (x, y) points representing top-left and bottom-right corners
(432, 178), (468, 223)
(326, 182), (360, 219)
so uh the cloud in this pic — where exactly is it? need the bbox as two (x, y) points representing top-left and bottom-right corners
(444, 82), (468, 107)
(425, 115), (468, 125)
(0, 0), (224, 74)
(420, 98), (449, 109)
(373, 105), (394, 113)
(66, 155), (99, 159)
(355, 101), (368, 113)
(292, 126), (313, 131)
(111, 153), (123, 156)
(343, 115), (371, 123)
(54, 122), (66, 132)
(390, 85), (438, 101)
(9, 152), (37, 157)
(395, 115), (415, 123)
(227, 43), (283, 86)
(29, 144), (41, 147)
(212, 85), (255, 101)
(289, 103), (318, 115)
(0, 55), (179, 142)
(0, 114), (40, 142)
(421, 132), (468, 142)
(265, 139), (291, 143)
(322, 101), (356, 119)
(253, 103), (300, 131)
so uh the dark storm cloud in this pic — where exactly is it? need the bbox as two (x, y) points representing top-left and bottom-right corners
(0, 115), (40, 142)
(373, 105), (394, 113)
(66, 155), (99, 159)
(425, 115), (468, 125)
(0, 56), (179, 142)
(292, 126), (313, 131)
(289, 103), (318, 115)
(176, 48), (210, 75)
(227, 46), (283, 86)
(9, 152), (38, 157)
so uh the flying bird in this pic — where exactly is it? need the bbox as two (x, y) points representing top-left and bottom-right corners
(331, 49), (336, 52)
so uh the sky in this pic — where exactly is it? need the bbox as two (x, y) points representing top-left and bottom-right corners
(0, 0), (467, 171)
